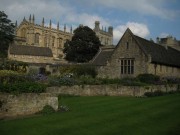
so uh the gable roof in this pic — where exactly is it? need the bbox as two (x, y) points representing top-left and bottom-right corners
(9, 45), (53, 57)
(91, 46), (114, 66)
(94, 28), (180, 68)
(134, 35), (180, 67)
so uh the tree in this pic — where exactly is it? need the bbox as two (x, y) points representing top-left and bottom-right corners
(63, 26), (101, 62)
(0, 11), (15, 57)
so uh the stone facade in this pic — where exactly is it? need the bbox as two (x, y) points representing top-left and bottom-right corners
(157, 36), (180, 51)
(95, 28), (180, 78)
(0, 93), (58, 118)
(14, 16), (113, 62)
(94, 21), (113, 46)
(15, 15), (73, 59)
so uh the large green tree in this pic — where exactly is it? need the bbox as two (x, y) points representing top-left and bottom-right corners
(63, 26), (101, 62)
(0, 11), (15, 57)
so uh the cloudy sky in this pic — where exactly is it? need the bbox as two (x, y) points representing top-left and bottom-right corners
(1, 0), (180, 44)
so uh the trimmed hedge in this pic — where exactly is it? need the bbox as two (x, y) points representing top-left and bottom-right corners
(0, 82), (47, 93)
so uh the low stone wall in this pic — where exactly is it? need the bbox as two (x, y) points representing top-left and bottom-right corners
(46, 84), (179, 96)
(0, 93), (58, 119)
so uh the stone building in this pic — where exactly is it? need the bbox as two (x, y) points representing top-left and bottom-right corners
(12, 15), (113, 64)
(156, 36), (180, 51)
(93, 21), (113, 46)
(92, 28), (180, 78)
(14, 15), (73, 60)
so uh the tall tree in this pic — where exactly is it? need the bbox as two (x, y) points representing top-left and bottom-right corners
(63, 26), (101, 62)
(0, 11), (15, 57)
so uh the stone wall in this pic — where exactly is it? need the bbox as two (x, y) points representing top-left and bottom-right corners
(0, 93), (58, 119)
(46, 84), (179, 97)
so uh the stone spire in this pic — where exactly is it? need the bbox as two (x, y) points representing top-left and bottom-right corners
(64, 24), (66, 32)
(42, 17), (44, 27)
(15, 20), (18, 27)
(70, 26), (72, 33)
(29, 14), (31, 23)
(49, 20), (52, 28)
(57, 21), (59, 30)
(32, 14), (35, 24)
(23, 17), (26, 21)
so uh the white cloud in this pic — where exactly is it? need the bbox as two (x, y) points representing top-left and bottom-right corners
(75, 0), (179, 20)
(159, 33), (170, 38)
(0, 0), (110, 31)
(113, 22), (150, 44)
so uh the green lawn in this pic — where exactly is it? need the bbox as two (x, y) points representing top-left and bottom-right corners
(0, 94), (180, 135)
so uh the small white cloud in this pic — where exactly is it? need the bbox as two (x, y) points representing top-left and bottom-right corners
(159, 33), (170, 38)
(113, 22), (150, 44)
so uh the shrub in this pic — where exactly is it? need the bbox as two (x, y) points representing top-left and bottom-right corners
(137, 74), (160, 84)
(144, 90), (164, 97)
(0, 82), (47, 93)
(38, 105), (55, 115)
(59, 65), (97, 78)
(49, 76), (76, 86)
(144, 92), (154, 97)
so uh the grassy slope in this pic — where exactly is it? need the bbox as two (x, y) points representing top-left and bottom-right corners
(0, 94), (180, 135)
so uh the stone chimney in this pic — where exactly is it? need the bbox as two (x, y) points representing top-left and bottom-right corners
(95, 21), (100, 31)
(108, 26), (113, 35)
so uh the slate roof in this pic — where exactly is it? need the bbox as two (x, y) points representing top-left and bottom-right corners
(9, 45), (53, 57)
(91, 46), (114, 66)
(134, 35), (180, 68)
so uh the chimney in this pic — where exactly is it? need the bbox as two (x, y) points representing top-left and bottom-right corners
(108, 26), (113, 35)
(32, 14), (35, 24)
(42, 17), (44, 27)
(156, 37), (159, 44)
(95, 21), (100, 31)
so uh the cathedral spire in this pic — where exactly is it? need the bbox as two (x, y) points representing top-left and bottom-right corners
(15, 20), (18, 27)
(32, 14), (35, 24)
(64, 24), (66, 32)
(29, 14), (31, 23)
(57, 22), (59, 30)
(70, 25), (72, 34)
(42, 17), (44, 27)
(23, 16), (26, 21)
(49, 20), (52, 28)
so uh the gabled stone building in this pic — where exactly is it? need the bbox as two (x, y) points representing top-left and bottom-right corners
(93, 28), (180, 78)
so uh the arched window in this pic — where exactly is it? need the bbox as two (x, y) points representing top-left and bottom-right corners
(35, 33), (40, 44)
(21, 28), (26, 38)
(57, 38), (63, 48)
(44, 35), (48, 47)
(52, 36), (55, 47)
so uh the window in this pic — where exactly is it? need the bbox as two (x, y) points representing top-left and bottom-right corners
(35, 33), (40, 44)
(57, 38), (62, 48)
(126, 42), (129, 49)
(120, 59), (134, 74)
(21, 28), (26, 38)
(52, 36), (55, 47)
(44, 35), (48, 47)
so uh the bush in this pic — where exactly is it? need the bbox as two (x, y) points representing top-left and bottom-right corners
(0, 82), (47, 93)
(59, 65), (97, 78)
(49, 76), (76, 86)
(38, 105), (55, 115)
(144, 90), (164, 97)
(137, 74), (160, 84)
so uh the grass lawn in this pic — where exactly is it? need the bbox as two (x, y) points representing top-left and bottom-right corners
(0, 94), (180, 135)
